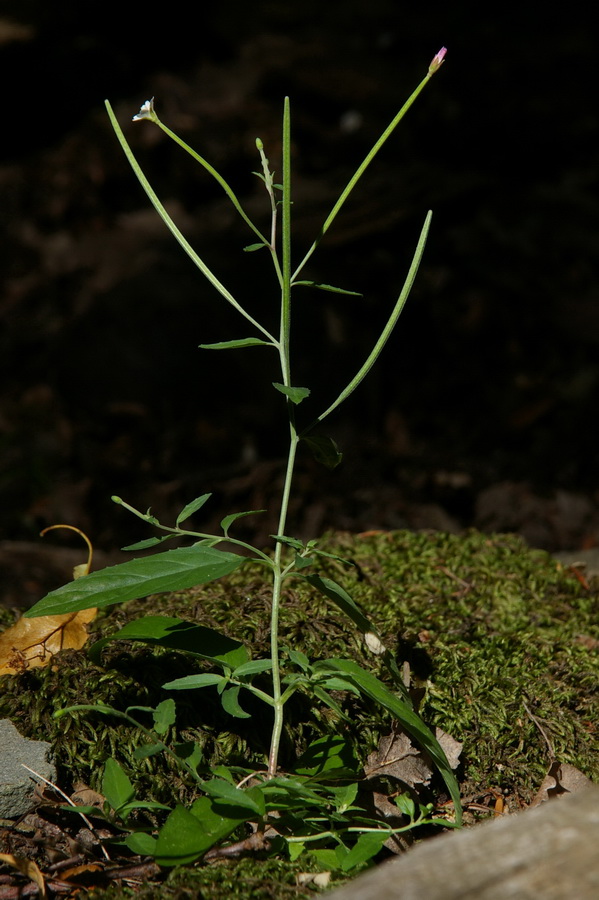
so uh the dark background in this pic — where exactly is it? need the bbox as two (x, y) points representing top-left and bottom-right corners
(1, 2), (598, 605)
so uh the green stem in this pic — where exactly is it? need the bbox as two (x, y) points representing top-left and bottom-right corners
(268, 97), (296, 777)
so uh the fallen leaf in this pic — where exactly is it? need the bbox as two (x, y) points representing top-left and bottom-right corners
(0, 852), (47, 898)
(365, 726), (462, 789)
(530, 761), (596, 807)
(0, 524), (97, 676)
(0, 607), (96, 676)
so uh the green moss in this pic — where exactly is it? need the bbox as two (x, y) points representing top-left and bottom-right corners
(84, 856), (348, 900)
(1, 527), (597, 898)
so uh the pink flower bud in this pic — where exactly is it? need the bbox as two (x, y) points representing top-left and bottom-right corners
(428, 47), (447, 75)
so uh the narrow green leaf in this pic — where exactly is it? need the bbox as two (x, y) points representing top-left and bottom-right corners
(243, 242), (267, 252)
(90, 615), (248, 670)
(271, 534), (304, 550)
(121, 535), (174, 551)
(153, 699), (176, 735)
(25, 545), (245, 617)
(302, 574), (373, 635)
(102, 758), (135, 811)
(220, 685), (251, 719)
(176, 493), (212, 526)
(272, 383), (311, 404)
(293, 280), (362, 296)
(199, 338), (274, 349)
(220, 509), (265, 536)
(163, 673), (225, 690)
(314, 659), (462, 825)
(302, 434), (343, 469)
(232, 659), (273, 678)
(341, 831), (388, 872)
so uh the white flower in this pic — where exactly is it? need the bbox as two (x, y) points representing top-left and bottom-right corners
(132, 97), (156, 122)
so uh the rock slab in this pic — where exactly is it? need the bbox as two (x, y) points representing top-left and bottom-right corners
(328, 785), (599, 900)
(0, 718), (56, 818)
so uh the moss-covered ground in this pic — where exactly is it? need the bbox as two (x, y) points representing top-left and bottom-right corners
(1, 528), (597, 898)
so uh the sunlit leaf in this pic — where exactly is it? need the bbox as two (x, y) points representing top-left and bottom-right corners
(24, 545), (245, 618)
(0, 608), (96, 676)
(341, 831), (388, 871)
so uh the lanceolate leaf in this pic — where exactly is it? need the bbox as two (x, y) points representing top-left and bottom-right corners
(199, 338), (274, 349)
(314, 659), (462, 825)
(293, 281), (363, 296)
(302, 574), (373, 635)
(90, 615), (248, 670)
(24, 546), (245, 618)
(176, 493), (212, 526)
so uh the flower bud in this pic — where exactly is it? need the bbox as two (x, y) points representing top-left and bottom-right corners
(428, 47), (447, 75)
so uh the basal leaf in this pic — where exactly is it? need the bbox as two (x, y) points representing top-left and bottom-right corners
(102, 758), (135, 811)
(154, 802), (247, 866)
(202, 778), (265, 815)
(341, 831), (388, 872)
(25, 545), (245, 617)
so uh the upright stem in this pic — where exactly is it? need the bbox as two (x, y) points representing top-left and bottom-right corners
(268, 97), (295, 777)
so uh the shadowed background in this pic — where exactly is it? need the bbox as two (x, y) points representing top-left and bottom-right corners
(1, 1), (598, 605)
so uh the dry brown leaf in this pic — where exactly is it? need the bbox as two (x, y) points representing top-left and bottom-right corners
(530, 761), (596, 807)
(365, 726), (462, 789)
(0, 607), (96, 676)
(0, 852), (47, 898)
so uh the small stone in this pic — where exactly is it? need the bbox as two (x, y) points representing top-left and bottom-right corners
(0, 718), (56, 818)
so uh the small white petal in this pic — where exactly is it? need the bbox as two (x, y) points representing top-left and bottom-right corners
(364, 632), (386, 655)
(132, 97), (155, 121)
